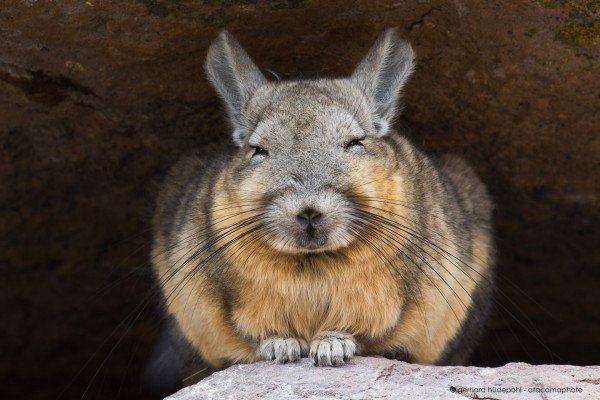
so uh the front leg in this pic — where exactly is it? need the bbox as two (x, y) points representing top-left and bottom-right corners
(310, 331), (357, 366)
(257, 337), (309, 363)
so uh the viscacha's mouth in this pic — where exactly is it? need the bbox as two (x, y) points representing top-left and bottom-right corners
(295, 234), (328, 252)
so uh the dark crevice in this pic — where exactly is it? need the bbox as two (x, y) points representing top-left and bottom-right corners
(406, 7), (441, 31)
(374, 364), (395, 381)
(0, 63), (98, 107)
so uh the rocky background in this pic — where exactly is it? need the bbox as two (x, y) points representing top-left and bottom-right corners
(1, 1), (598, 399)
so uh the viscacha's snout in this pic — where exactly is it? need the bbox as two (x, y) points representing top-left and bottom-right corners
(266, 185), (354, 253)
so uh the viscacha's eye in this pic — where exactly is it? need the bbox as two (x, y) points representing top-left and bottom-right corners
(252, 146), (268, 157)
(344, 139), (365, 150)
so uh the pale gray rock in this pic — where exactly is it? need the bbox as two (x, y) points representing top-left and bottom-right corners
(166, 356), (599, 400)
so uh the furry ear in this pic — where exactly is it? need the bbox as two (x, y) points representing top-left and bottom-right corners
(351, 28), (415, 137)
(205, 31), (267, 146)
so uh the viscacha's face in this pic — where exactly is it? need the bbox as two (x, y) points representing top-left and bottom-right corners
(206, 29), (414, 255)
(230, 81), (398, 254)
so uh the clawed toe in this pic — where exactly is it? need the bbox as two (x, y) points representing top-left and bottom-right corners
(258, 337), (308, 363)
(309, 332), (356, 367)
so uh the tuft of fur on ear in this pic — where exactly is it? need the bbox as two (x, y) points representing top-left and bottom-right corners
(205, 31), (267, 146)
(351, 28), (415, 137)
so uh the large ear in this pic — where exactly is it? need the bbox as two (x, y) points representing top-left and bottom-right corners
(351, 28), (415, 137)
(205, 31), (267, 146)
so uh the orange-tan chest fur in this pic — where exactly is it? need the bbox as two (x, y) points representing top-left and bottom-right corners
(230, 252), (403, 342)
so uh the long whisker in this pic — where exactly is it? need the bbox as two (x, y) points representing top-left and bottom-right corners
(349, 214), (517, 361)
(355, 200), (558, 324)
(353, 206), (560, 362)
(76, 210), (267, 399)
(88, 201), (267, 299)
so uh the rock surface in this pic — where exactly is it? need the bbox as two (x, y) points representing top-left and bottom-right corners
(168, 357), (599, 400)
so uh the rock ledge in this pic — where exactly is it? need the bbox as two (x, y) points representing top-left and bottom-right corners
(167, 356), (599, 399)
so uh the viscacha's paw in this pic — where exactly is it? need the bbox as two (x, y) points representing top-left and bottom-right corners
(309, 331), (356, 367)
(257, 337), (309, 363)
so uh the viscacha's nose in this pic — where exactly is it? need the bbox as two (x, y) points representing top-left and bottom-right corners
(296, 208), (322, 234)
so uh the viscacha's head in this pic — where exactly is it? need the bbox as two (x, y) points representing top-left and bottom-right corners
(206, 29), (415, 255)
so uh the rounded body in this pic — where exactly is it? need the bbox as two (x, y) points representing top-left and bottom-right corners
(151, 133), (494, 368)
